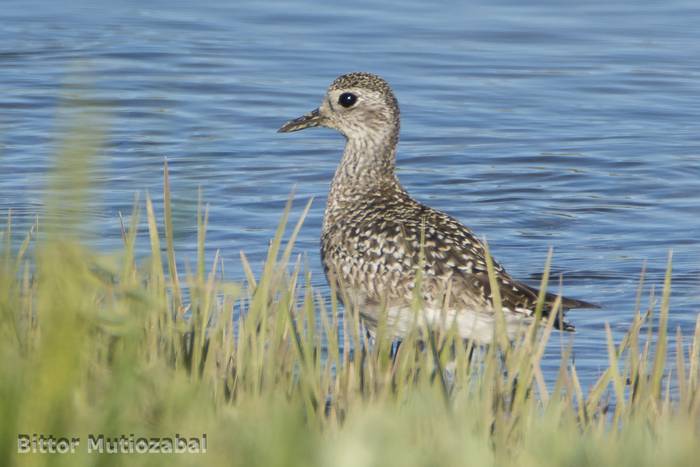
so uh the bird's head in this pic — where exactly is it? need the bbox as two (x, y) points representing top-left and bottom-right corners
(278, 72), (400, 142)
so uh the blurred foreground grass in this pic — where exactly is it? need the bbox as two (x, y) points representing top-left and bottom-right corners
(1, 119), (699, 467)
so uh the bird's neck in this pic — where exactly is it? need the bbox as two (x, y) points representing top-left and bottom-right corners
(336, 131), (398, 183)
(324, 127), (402, 229)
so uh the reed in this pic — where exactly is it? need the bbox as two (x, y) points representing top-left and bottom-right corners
(0, 128), (698, 467)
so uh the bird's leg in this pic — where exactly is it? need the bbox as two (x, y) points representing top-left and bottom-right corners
(364, 325), (374, 347)
(389, 339), (402, 361)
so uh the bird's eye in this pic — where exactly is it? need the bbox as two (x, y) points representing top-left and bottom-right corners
(338, 92), (358, 108)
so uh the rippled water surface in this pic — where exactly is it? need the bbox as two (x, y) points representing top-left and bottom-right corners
(1, 0), (699, 388)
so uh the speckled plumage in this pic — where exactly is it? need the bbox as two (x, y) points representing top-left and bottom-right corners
(279, 72), (596, 343)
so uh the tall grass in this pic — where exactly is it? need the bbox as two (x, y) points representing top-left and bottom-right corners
(1, 129), (699, 467)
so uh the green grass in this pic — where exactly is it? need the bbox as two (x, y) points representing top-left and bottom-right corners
(1, 120), (699, 467)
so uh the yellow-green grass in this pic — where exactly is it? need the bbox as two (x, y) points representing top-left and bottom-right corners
(1, 119), (699, 467)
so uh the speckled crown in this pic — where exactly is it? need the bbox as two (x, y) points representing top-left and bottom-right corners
(328, 72), (399, 112)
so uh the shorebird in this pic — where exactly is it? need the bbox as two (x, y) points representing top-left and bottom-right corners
(278, 72), (596, 344)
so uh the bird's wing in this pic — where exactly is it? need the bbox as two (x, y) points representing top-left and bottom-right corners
(395, 204), (592, 325)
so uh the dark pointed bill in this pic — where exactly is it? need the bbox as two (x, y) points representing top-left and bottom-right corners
(277, 108), (322, 133)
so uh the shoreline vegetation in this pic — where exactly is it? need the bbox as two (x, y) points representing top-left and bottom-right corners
(1, 125), (699, 467)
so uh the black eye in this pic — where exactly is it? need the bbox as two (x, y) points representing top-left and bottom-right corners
(338, 92), (358, 108)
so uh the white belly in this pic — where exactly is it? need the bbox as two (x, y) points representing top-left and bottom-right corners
(358, 304), (532, 345)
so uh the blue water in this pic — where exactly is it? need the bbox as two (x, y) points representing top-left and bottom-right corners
(1, 0), (699, 389)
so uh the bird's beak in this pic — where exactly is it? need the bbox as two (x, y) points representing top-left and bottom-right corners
(277, 108), (323, 133)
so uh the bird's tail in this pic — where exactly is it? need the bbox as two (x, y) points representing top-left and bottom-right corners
(543, 292), (598, 332)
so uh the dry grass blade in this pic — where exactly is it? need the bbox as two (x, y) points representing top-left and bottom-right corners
(163, 159), (183, 313)
(650, 251), (672, 400)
